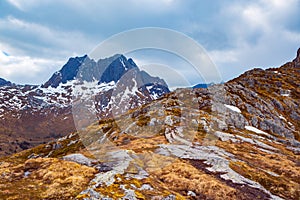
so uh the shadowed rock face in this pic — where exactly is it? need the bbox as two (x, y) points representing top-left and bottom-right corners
(43, 55), (88, 88)
(293, 48), (300, 67)
(100, 55), (137, 83)
(0, 78), (11, 86)
(0, 49), (299, 199)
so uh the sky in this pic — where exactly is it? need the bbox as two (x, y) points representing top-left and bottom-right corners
(0, 0), (299, 87)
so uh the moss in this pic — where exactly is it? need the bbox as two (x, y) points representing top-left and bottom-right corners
(136, 115), (151, 127)
(134, 190), (145, 199)
(94, 174), (146, 198)
(76, 193), (89, 199)
(164, 107), (181, 117)
(49, 141), (85, 158)
(95, 183), (125, 199)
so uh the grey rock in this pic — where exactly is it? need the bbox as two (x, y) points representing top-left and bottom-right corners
(63, 153), (95, 166)
(52, 143), (62, 150)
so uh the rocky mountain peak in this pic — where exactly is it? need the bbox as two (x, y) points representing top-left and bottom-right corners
(294, 47), (300, 66)
(43, 55), (89, 88)
(43, 54), (153, 88)
(99, 54), (137, 83)
(0, 78), (11, 86)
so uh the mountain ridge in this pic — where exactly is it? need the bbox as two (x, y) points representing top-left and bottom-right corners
(0, 78), (12, 86)
(0, 54), (170, 156)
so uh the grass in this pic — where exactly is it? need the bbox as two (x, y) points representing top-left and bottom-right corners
(0, 157), (96, 200)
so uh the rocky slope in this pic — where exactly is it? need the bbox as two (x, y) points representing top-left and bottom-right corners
(0, 55), (169, 156)
(0, 49), (299, 200)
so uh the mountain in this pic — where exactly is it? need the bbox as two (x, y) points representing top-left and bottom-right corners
(0, 49), (299, 199)
(0, 78), (11, 86)
(192, 82), (214, 89)
(0, 54), (170, 156)
(43, 54), (167, 90)
(43, 55), (88, 88)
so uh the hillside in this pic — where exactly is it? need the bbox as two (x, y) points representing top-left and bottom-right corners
(0, 49), (299, 199)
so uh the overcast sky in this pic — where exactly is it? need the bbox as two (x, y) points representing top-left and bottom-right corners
(0, 0), (299, 86)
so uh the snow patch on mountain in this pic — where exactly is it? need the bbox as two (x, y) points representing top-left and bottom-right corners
(245, 126), (270, 136)
(224, 104), (242, 113)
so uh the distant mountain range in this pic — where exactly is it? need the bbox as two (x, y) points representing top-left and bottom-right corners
(0, 54), (169, 156)
(192, 82), (214, 89)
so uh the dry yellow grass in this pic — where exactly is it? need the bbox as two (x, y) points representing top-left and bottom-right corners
(154, 161), (237, 199)
(217, 141), (300, 199)
(0, 157), (97, 199)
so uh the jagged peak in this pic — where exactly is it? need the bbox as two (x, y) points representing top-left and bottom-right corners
(43, 53), (163, 89)
(99, 54), (139, 83)
(106, 54), (137, 68)
(113, 54), (125, 60)
(96, 54), (126, 65)
(67, 54), (89, 63)
(0, 77), (12, 86)
(294, 48), (300, 65)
